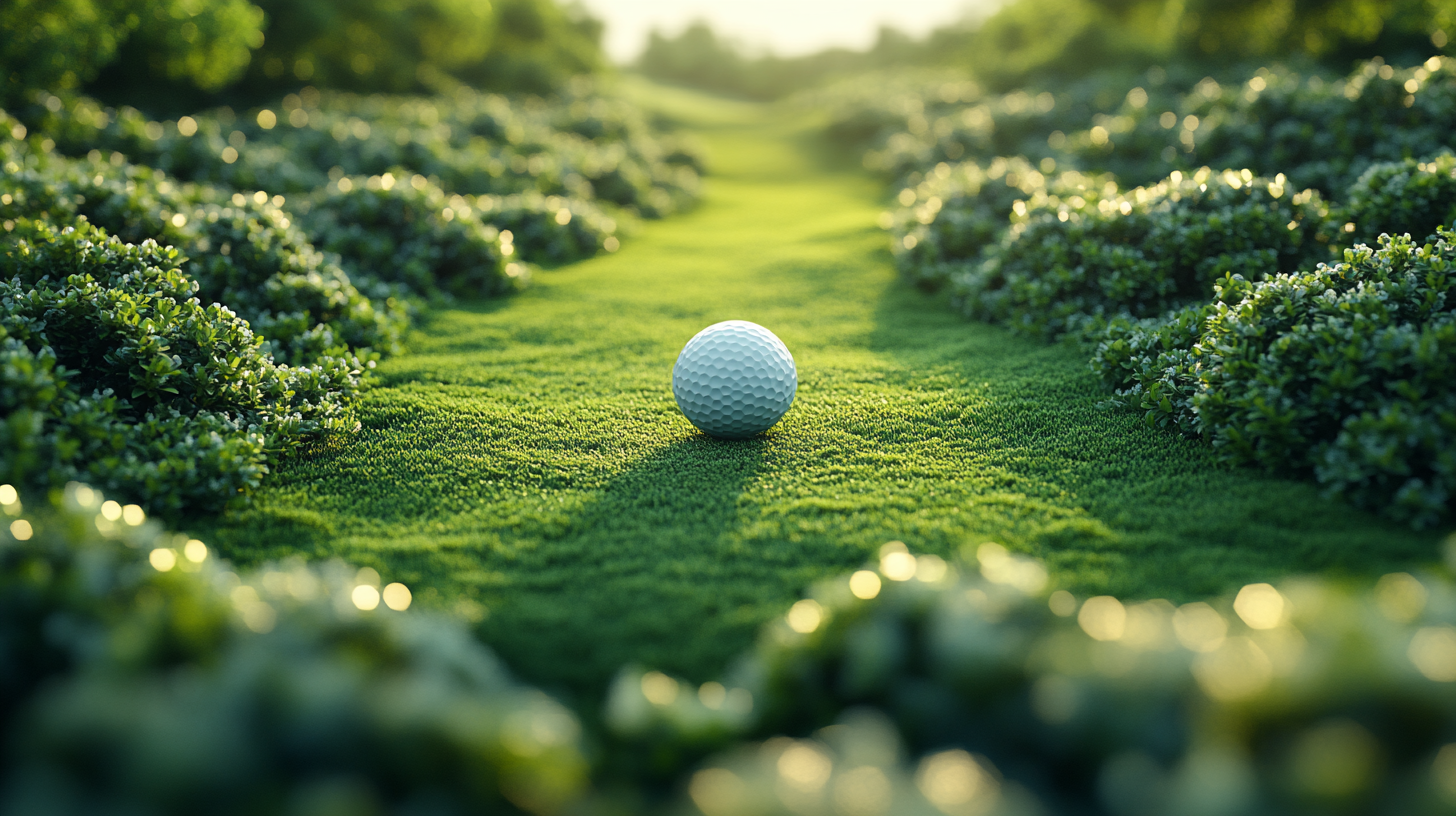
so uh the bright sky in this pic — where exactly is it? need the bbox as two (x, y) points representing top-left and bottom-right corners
(576, 0), (1002, 63)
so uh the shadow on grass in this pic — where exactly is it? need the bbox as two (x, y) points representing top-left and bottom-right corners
(476, 433), (776, 698)
(865, 274), (1451, 597)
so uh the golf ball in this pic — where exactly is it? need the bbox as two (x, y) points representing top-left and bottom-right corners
(672, 320), (797, 439)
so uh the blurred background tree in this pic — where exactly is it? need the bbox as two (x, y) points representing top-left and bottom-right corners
(635, 21), (973, 101)
(0, 0), (606, 110)
(634, 0), (1456, 98)
(0, 0), (265, 105)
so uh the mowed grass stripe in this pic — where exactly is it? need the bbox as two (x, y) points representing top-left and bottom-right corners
(194, 85), (1447, 696)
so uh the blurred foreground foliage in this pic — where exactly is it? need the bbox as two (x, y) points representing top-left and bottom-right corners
(0, 484), (587, 814)
(9, 486), (1456, 815)
(618, 540), (1456, 816)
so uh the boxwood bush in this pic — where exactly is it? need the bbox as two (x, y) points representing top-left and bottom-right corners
(17, 84), (702, 220)
(303, 174), (530, 301)
(1059, 58), (1456, 196)
(471, 189), (620, 264)
(0, 221), (360, 514)
(952, 167), (1335, 339)
(0, 483), (587, 814)
(1339, 154), (1456, 247)
(0, 144), (406, 367)
(836, 59), (1456, 206)
(1093, 231), (1456, 527)
(886, 156), (1115, 291)
(813, 67), (1191, 184)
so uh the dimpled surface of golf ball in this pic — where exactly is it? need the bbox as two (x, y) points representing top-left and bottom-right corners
(673, 320), (796, 439)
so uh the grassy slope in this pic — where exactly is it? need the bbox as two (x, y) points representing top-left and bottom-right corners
(194, 83), (1449, 697)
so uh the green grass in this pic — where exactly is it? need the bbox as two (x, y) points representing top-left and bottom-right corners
(193, 85), (1450, 698)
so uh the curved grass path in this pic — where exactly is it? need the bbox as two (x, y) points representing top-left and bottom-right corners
(196, 82), (1447, 697)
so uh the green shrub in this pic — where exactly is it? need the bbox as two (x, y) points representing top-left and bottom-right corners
(471, 189), (620, 264)
(0, 483), (587, 814)
(0, 221), (359, 514)
(819, 67), (1188, 183)
(1058, 58), (1456, 195)
(954, 167), (1334, 338)
(19, 85), (703, 220)
(304, 174), (529, 300)
(0, 148), (406, 367)
(885, 156), (1115, 291)
(1340, 153), (1456, 246)
(681, 710), (1039, 816)
(1093, 230), (1456, 527)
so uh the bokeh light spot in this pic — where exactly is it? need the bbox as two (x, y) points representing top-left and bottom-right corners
(149, 548), (176, 571)
(641, 671), (678, 706)
(352, 584), (380, 611)
(382, 582), (412, 610)
(1233, 583), (1285, 629)
(1078, 596), (1126, 641)
(850, 570), (882, 599)
(788, 599), (824, 633)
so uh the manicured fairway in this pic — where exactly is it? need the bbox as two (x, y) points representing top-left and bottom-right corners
(193, 83), (1449, 696)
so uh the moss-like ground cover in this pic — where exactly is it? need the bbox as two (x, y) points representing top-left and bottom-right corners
(193, 83), (1450, 696)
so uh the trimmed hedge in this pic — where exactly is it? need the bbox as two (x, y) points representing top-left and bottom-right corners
(1092, 231), (1456, 527)
(1061, 58), (1456, 196)
(1340, 154), (1456, 248)
(886, 156), (1115, 291)
(952, 167), (1335, 339)
(0, 221), (359, 514)
(0, 148), (406, 367)
(0, 483), (586, 814)
(17, 85), (702, 219)
(304, 174), (530, 301)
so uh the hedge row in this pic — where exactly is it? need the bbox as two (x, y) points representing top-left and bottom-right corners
(855, 58), (1456, 524)
(951, 166), (1335, 339)
(1093, 231), (1456, 528)
(0, 80), (697, 515)
(16, 84), (702, 218)
(11, 486), (1456, 815)
(0, 221), (360, 515)
(884, 156), (1115, 292)
(889, 156), (1456, 335)
(842, 58), (1456, 201)
(1067, 57), (1456, 196)
(0, 140), (407, 367)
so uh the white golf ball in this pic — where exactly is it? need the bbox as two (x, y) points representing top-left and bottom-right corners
(672, 320), (797, 439)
